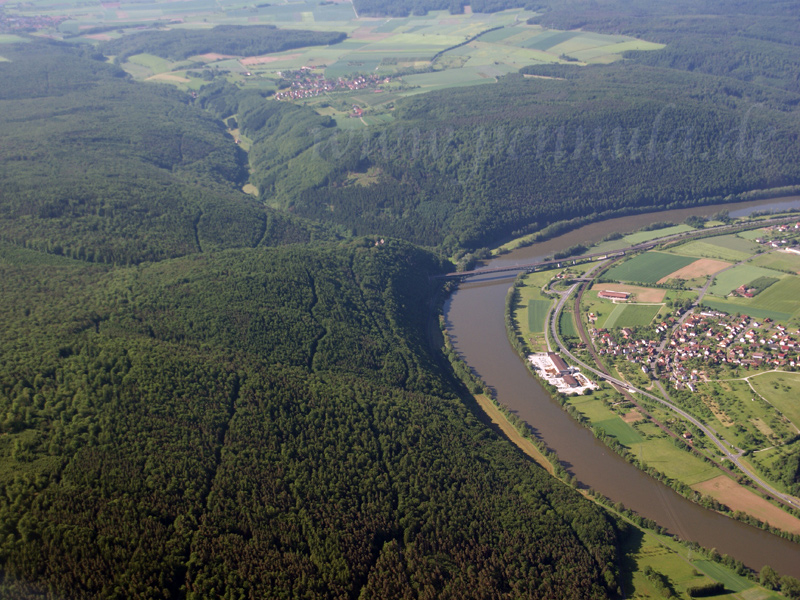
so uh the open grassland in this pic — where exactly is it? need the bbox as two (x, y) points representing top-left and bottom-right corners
(700, 298), (792, 322)
(527, 300), (551, 333)
(604, 303), (662, 329)
(670, 234), (761, 262)
(594, 417), (645, 446)
(751, 250), (800, 273)
(747, 276), (800, 317)
(127, 53), (184, 74)
(691, 560), (752, 594)
(693, 475), (800, 534)
(604, 252), (696, 283)
(750, 372), (800, 430)
(632, 431), (720, 485)
(559, 308), (579, 339)
(707, 264), (786, 297)
(622, 224), (695, 245)
(0, 34), (30, 44)
(567, 395), (649, 447)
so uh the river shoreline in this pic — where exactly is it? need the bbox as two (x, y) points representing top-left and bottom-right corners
(444, 195), (800, 578)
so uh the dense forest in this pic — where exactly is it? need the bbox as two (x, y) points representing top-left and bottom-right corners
(0, 43), (335, 265)
(0, 239), (620, 598)
(0, 42), (622, 598)
(246, 63), (800, 252)
(3, 0), (800, 595)
(101, 25), (346, 61)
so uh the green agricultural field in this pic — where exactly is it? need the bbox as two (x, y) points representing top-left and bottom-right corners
(669, 235), (760, 262)
(594, 418), (644, 446)
(747, 276), (800, 317)
(402, 68), (498, 93)
(691, 560), (751, 593)
(527, 299), (551, 333)
(750, 372), (800, 430)
(604, 303), (662, 329)
(707, 264), (785, 297)
(0, 35), (30, 44)
(634, 437), (720, 485)
(569, 39), (664, 63)
(126, 53), (181, 75)
(700, 298), (791, 322)
(515, 269), (558, 348)
(559, 307), (579, 339)
(604, 252), (696, 283)
(19, 4), (661, 102)
(623, 224), (694, 246)
(737, 228), (768, 240)
(751, 250), (800, 273)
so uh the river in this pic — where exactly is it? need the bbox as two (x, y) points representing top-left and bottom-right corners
(444, 195), (800, 577)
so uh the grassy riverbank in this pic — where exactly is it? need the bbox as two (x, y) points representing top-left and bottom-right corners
(505, 231), (800, 542)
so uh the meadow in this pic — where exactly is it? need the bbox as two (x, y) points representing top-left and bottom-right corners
(700, 298), (792, 322)
(604, 303), (662, 329)
(749, 371), (800, 430)
(751, 250), (800, 273)
(603, 252), (696, 284)
(669, 234), (761, 262)
(527, 299), (551, 333)
(622, 224), (694, 246)
(706, 264), (785, 297)
(559, 308), (579, 339)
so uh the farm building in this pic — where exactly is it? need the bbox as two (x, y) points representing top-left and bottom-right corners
(598, 290), (630, 300)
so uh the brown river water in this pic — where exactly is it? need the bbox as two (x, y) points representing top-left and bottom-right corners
(444, 196), (800, 577)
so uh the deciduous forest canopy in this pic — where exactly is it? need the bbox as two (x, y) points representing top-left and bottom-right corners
(1, 0), (800, 597)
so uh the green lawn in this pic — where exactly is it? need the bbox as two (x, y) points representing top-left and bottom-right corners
(750, 372), (800, 431)
(604, 252), (696, 283)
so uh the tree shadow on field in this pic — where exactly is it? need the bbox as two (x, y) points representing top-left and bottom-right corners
(616, 524), (644, 599)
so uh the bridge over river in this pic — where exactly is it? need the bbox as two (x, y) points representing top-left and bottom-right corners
(435, 216), (796, 281)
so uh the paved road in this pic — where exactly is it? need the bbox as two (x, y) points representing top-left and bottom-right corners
(548, 283), (800, 510)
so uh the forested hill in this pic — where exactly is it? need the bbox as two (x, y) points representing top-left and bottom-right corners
(257, 63), (800, 252)
(0, 240), (620, 598)
(0, 42), (335, 264)
(100, 25), (346, 62)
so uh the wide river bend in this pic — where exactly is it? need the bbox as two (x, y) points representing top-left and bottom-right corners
(444, 196), (800, 577)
